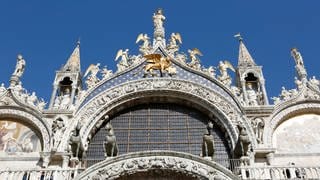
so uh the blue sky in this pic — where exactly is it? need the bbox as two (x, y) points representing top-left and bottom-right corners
(0, 1), (319, 103)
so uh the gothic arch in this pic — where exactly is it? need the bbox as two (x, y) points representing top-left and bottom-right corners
(264, 101), (320, 146)
(0, 107), (51, 152)
(74, 151), (239, 180)
(60, 79), (256, 151)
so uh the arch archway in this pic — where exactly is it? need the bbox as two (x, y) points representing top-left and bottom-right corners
(75, 151), (239, 180)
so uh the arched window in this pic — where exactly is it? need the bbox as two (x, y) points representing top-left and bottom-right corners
(87, 103), (231, 168)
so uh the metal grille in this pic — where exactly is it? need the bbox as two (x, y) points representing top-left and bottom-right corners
(86, 103), (231, 168)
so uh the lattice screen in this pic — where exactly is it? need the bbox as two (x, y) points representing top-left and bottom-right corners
(86, 103), (231, 168)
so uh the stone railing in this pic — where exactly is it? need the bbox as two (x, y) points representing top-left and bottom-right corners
(0, 168), (82, 180)
(237, 165), (320, 179)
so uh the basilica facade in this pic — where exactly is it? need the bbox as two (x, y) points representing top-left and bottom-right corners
(0, 9), (320, 180)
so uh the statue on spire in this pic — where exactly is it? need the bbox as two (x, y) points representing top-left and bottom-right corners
(153, 8), (166, 47)
(291, 48), (307, 82)
(10, 54), (26, 87)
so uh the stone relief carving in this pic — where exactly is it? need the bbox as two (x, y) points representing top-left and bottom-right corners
(10, 81), (47, 111)
(251, 117), (264, 144)
(52, 118), (66, 151)
(79, 156), (232, 180)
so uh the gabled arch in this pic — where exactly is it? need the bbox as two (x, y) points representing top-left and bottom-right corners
(0, 107), (51, 152)
(59, 78), (256, 152)
(264, 101), (320, 147)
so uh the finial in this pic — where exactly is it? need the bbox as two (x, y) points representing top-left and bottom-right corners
(76, 38), (81, 46)
(234, 33), (243, 41)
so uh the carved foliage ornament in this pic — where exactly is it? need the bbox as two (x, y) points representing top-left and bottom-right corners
(77, 156), (233, 180)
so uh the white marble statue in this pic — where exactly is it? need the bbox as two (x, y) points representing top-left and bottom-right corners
(0, 83), (6, 94)
(52, 118), (66, 150)
(115, 49), (129, 72)
(153, 8), (165, 29)
(167, 33), (182, 54)
(37, 99), (46, 111)
(27, 92), (37, 106)
(310, 76), (319, 90)
(188, 48), (202, 69)
(294, 77), (303, 90)
(251, 118), (264, 144)
(12, 54), (26, 78)
(217, 60), (235, 87)
(136, 34), (151, 54)
(60, 89), (71, 109)
(101, 66), (113, 79)
(246, 83), (258, 106)
(84, 63), (101, 89)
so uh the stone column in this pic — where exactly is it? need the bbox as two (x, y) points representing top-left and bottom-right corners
(241, 81), (248, 105)
(49, 84), (58, 108)
(260, 79), (269, 105)
(70, 85), (77, 106)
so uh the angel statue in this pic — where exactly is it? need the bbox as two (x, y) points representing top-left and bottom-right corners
(167, 33), (182, 53)
(188, 48), (203, 70)
(218, 60), (235, 87)
(84, 63), (100, 89)
(136, 33), (151, 55)
(153, 8), (165, 30)
(115, 49), (129, 72)
(101, 66), (113, 80)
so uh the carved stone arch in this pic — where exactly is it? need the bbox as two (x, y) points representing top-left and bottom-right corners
(0, 107), (51, 152)
(59, 79), (255, 151)
(265, 102), (320, 147)
(74, 151), (239, 180)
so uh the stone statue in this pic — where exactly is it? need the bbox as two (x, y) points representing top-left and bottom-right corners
(251, 117), (264, 144)
(27, 92), (37, 106)
(104, 122), (118, 158)
(84, 63), (100, 89)
(136, 33), (151, 55)
(246, 83), (258, 106)
(188, 48), (203, 70)
(60, 88), (71, 109)
(115, 49), (129, 72)
(37, 98), (46, 111)
(101, 66), (113, 80)
(291, 48), (307, 81)
(218, 60), (235, 87)
(280, 86), (291, 100)
(68, 123), (82, 159)
(202, 121), (215, 159)
(0, 83), (6, 94)
(52, 118), (66, 151)
(234, 122), (251, 158)
(309, 76), (319, 90)
(12, 54), (26, 78)
(167, 33), (182, 53)
(153, 8), (165, 30)
(294, 77), (303, 90)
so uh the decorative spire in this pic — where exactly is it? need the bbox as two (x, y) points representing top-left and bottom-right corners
(63, 40), (81, 72)
(152, 8), (166, 47)
(235, 33), (256, 67)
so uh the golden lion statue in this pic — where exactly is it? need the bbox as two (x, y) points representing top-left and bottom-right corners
(143, 54), (175, 77)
